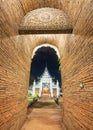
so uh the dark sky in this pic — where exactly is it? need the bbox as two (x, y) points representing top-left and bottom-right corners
(30, 47), (62, 84)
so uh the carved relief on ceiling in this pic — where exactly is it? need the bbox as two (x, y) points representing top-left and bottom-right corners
(19, 8), (73, 33)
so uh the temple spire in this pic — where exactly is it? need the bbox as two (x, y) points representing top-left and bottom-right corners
(44, 62), (48, 72)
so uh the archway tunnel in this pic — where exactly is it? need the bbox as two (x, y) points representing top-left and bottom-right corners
(29, 46), (62, 98)
(0, 0), (93, 130)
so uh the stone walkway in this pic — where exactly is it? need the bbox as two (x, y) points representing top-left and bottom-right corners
(21, 98), (62, 130)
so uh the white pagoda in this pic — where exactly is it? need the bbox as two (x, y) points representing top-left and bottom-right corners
(29, 66), (60, 97)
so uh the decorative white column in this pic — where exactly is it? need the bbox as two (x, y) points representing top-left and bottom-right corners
(50, 79), (53, 97)
(32, 80), (36, 96)
(39, 80), (42, 97)
(57, 80), (59, 97)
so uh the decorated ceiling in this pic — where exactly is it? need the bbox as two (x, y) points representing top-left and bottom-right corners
(19, 8), (73, 34)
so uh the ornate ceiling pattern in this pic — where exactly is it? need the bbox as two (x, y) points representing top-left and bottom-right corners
(19, 8), (73, 34)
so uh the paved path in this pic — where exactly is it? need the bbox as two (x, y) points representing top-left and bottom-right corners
(21, 98), (62, 130)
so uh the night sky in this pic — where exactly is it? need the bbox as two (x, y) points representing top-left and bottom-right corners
(30, 47), (62, 85)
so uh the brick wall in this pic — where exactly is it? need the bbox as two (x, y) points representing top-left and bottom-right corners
(0, 0), (93, 130)
(61, 35), (93, 130)
(0, 36), (31, 130)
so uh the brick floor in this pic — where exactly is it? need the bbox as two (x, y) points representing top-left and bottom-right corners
(21, 98), (62, 130)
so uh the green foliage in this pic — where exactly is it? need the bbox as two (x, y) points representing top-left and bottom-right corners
(33, 93), (39, 99)
(27, 93), (39, 106)
(28, 98), (33, 102)
(58, 58), (61, 71)
(28, 95), (33, 105)
(59, 66), (61, 71)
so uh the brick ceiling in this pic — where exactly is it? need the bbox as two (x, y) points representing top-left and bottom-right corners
(0, 0), (93, 37)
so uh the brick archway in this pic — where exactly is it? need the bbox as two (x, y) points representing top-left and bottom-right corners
(0, 34), (93, 130)
(0, 1), (93, 130)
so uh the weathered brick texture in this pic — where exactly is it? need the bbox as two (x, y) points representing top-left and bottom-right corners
(0, 37), (31, 130)
(0, 0), (93, 130)
(61, 35), (93, 130)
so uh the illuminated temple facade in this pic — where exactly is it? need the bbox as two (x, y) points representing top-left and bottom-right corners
(29, 67), (60, 97)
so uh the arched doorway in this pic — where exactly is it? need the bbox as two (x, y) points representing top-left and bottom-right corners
(29, 45), (62, 99)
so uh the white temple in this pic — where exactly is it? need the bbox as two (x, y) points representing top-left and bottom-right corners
(29, 66), (60, 98)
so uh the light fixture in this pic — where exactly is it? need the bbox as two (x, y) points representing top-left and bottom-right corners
(80, 82), (84, 89)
